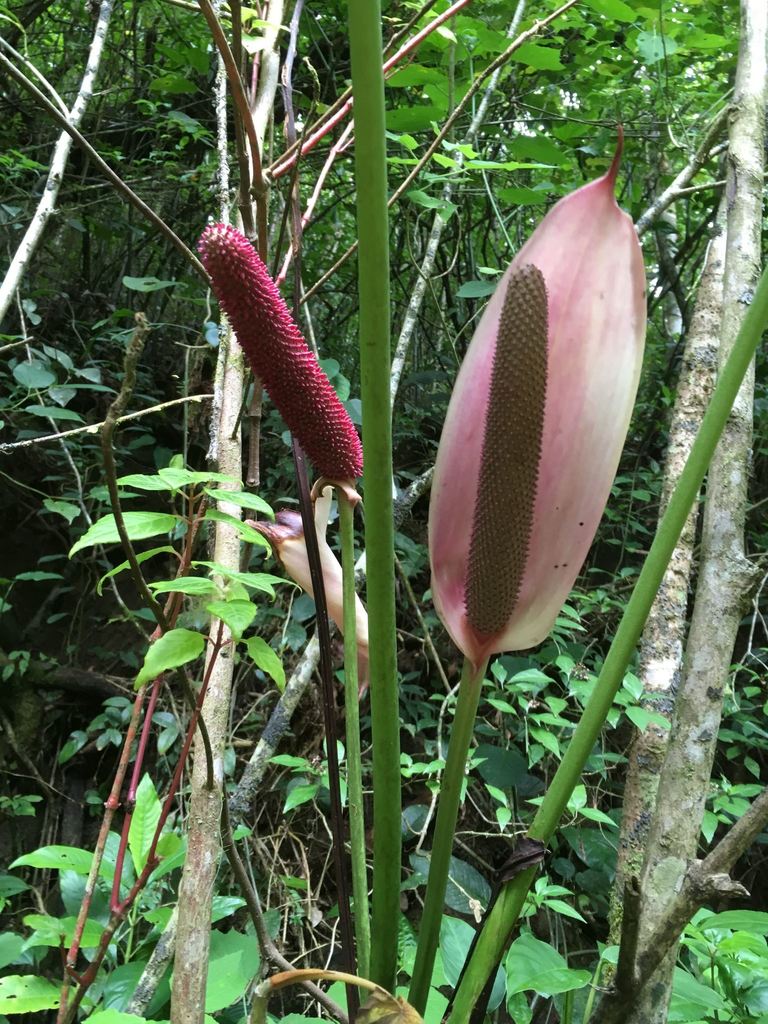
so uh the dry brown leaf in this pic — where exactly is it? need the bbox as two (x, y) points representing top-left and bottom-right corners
(357, 987), (424, 1024)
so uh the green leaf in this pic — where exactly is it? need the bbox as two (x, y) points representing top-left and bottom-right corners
(70, 512), (178, 557)
(10, 845), (94, 874)
(21, 913), (103, 949)
(13, 361), (55, 389)
(149, 577), (219, 596)
(0, 933), (24, 971)
(637, 29), (678, 65)
(0, 974), (60, 1013)
(284, 782), (320, 812)
(204, 929), (260, 1012)
(204, 488), (274, 517)
(128, 774), (161, 874)
(97, 546), (175, 595)
(505, 932), (590, 996)
(122, 275), (176, 292)
(583, 0), (636, 20)
(203, 509), (270, 548)
(243, 635), (285, 691)
(457, 280), (496, 299)
(512, 43), (564, 70)
(135, 628), (205, 687)
(42, 498), (80, 523)
(116, 473), (176, 491)
(543, 898), (586, 922)
(24, 404), (84, 422)
(14, 571), (63, 582)
(699, 911), (768, 934)
(85, 1012), (147, 1024)
(192, 561), (284, 596)
(206, 599), (256, 640)
(405, 189), (457, 221)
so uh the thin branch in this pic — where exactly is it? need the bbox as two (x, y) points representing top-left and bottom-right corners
(0, 394), (213, 452)
(635, 105), (730, 235)
(0, 50), (207, 283)
(302, 0), (580, 303)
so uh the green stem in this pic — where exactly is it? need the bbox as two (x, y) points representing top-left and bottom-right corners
(447, 261), (768, 1021)
(347, 0), (400, 991)
(409, 656), (486, 1013)
(339, 492), (371, 978)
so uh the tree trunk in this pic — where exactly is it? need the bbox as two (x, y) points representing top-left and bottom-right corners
(610, 199), (725, 941)
(625, 3), (766, 1020)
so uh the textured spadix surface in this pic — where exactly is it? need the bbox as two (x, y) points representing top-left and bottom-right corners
(251, 508), (370, 686)
(429, 143), (646, 667)
(198, 223), (363, 481)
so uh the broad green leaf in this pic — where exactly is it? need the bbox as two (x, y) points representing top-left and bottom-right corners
(70, 512), (178, 557)
(135, 628), (205, 687)
(284, 782), (320, 812)
(13, 361), (55, 389)
(85, 1012), (147, 1023)
(22, 913), (103, 949)
(204, 488), (273, 516)
(457, 280), (496, 299)
(14, 571), (62, 582)
(97, 546), (175, 595)
(637, 29), (678, 64)
(42, 498), (80, 523)
(122, 275), (176, 291)
(584, 0), (636, 20)
(128, 774), (161, 874)
(24, 404), (84, 422)
(0, 933), (24, 971)
(10, 845), (93, 874)
(505, 933), (590, 995)
(116, 473), (176, 491)
(149, 577), (219, 596)
(700, 911), (768, 934)
(512, 43), (564, 70)
(192, 561), (283, 595)
(203, 509), (270, 547)
(206, 599), (256, 640)
(204, 929), (260, 1012)
(0, 974), (60, 1013)
(244, 635), (285, 691)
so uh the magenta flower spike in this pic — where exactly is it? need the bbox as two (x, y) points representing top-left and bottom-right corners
(429, 136), (646, 669)
(249, 508), (370, 688)
(198, 223), (363, 482)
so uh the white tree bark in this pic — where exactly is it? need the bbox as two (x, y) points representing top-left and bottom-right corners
(0, 0), (113, 328)
(626, 3), (766, 1020)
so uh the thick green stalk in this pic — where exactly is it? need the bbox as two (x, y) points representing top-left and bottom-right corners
(339, 492), (371, 978)
(447, 260), (768, 1021)
(409, 657), (487, 1013)
(346, 0), (400, 990)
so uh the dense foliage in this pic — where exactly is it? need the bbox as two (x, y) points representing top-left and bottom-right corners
(1, 1), (767, 1022)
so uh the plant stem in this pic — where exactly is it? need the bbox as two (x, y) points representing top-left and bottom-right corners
(339, 492), (371, 977)
(346, 0), (400, 992)
(447, 257), (768, 1022)
(409, 656), (486, 1013)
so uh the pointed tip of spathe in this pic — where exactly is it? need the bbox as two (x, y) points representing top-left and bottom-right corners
(604, 124), (624, 190)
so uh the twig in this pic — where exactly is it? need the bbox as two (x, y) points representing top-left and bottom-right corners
(395, 554), (450, 692)
(614, 876), (641, 995)
(0, 50), (207, 283)
(0, 394), (214, 452)
(302, 0), (580, 303)
(635, 105), (730, 235)
(221, 798), (349, 1023)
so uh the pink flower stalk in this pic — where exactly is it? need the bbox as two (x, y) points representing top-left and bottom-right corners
(429, 136), (646, 668)
(250, 509), (370, 688)
(198, 223), (363, 482)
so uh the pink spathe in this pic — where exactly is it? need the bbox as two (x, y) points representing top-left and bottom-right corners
(251, 509), (370, 687)
(429, 138), (647, 667)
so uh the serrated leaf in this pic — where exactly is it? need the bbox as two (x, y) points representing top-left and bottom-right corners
(97, 546), (175, 595)
(135, 628), (205, 687)
(128, 774), (161, 874)
(206, 599), (256, 640)
(243, 635), (285, 691)
(70, 512), (178, 557)
(149, 577), (219, 596)
(0, 974), (60, 1013)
